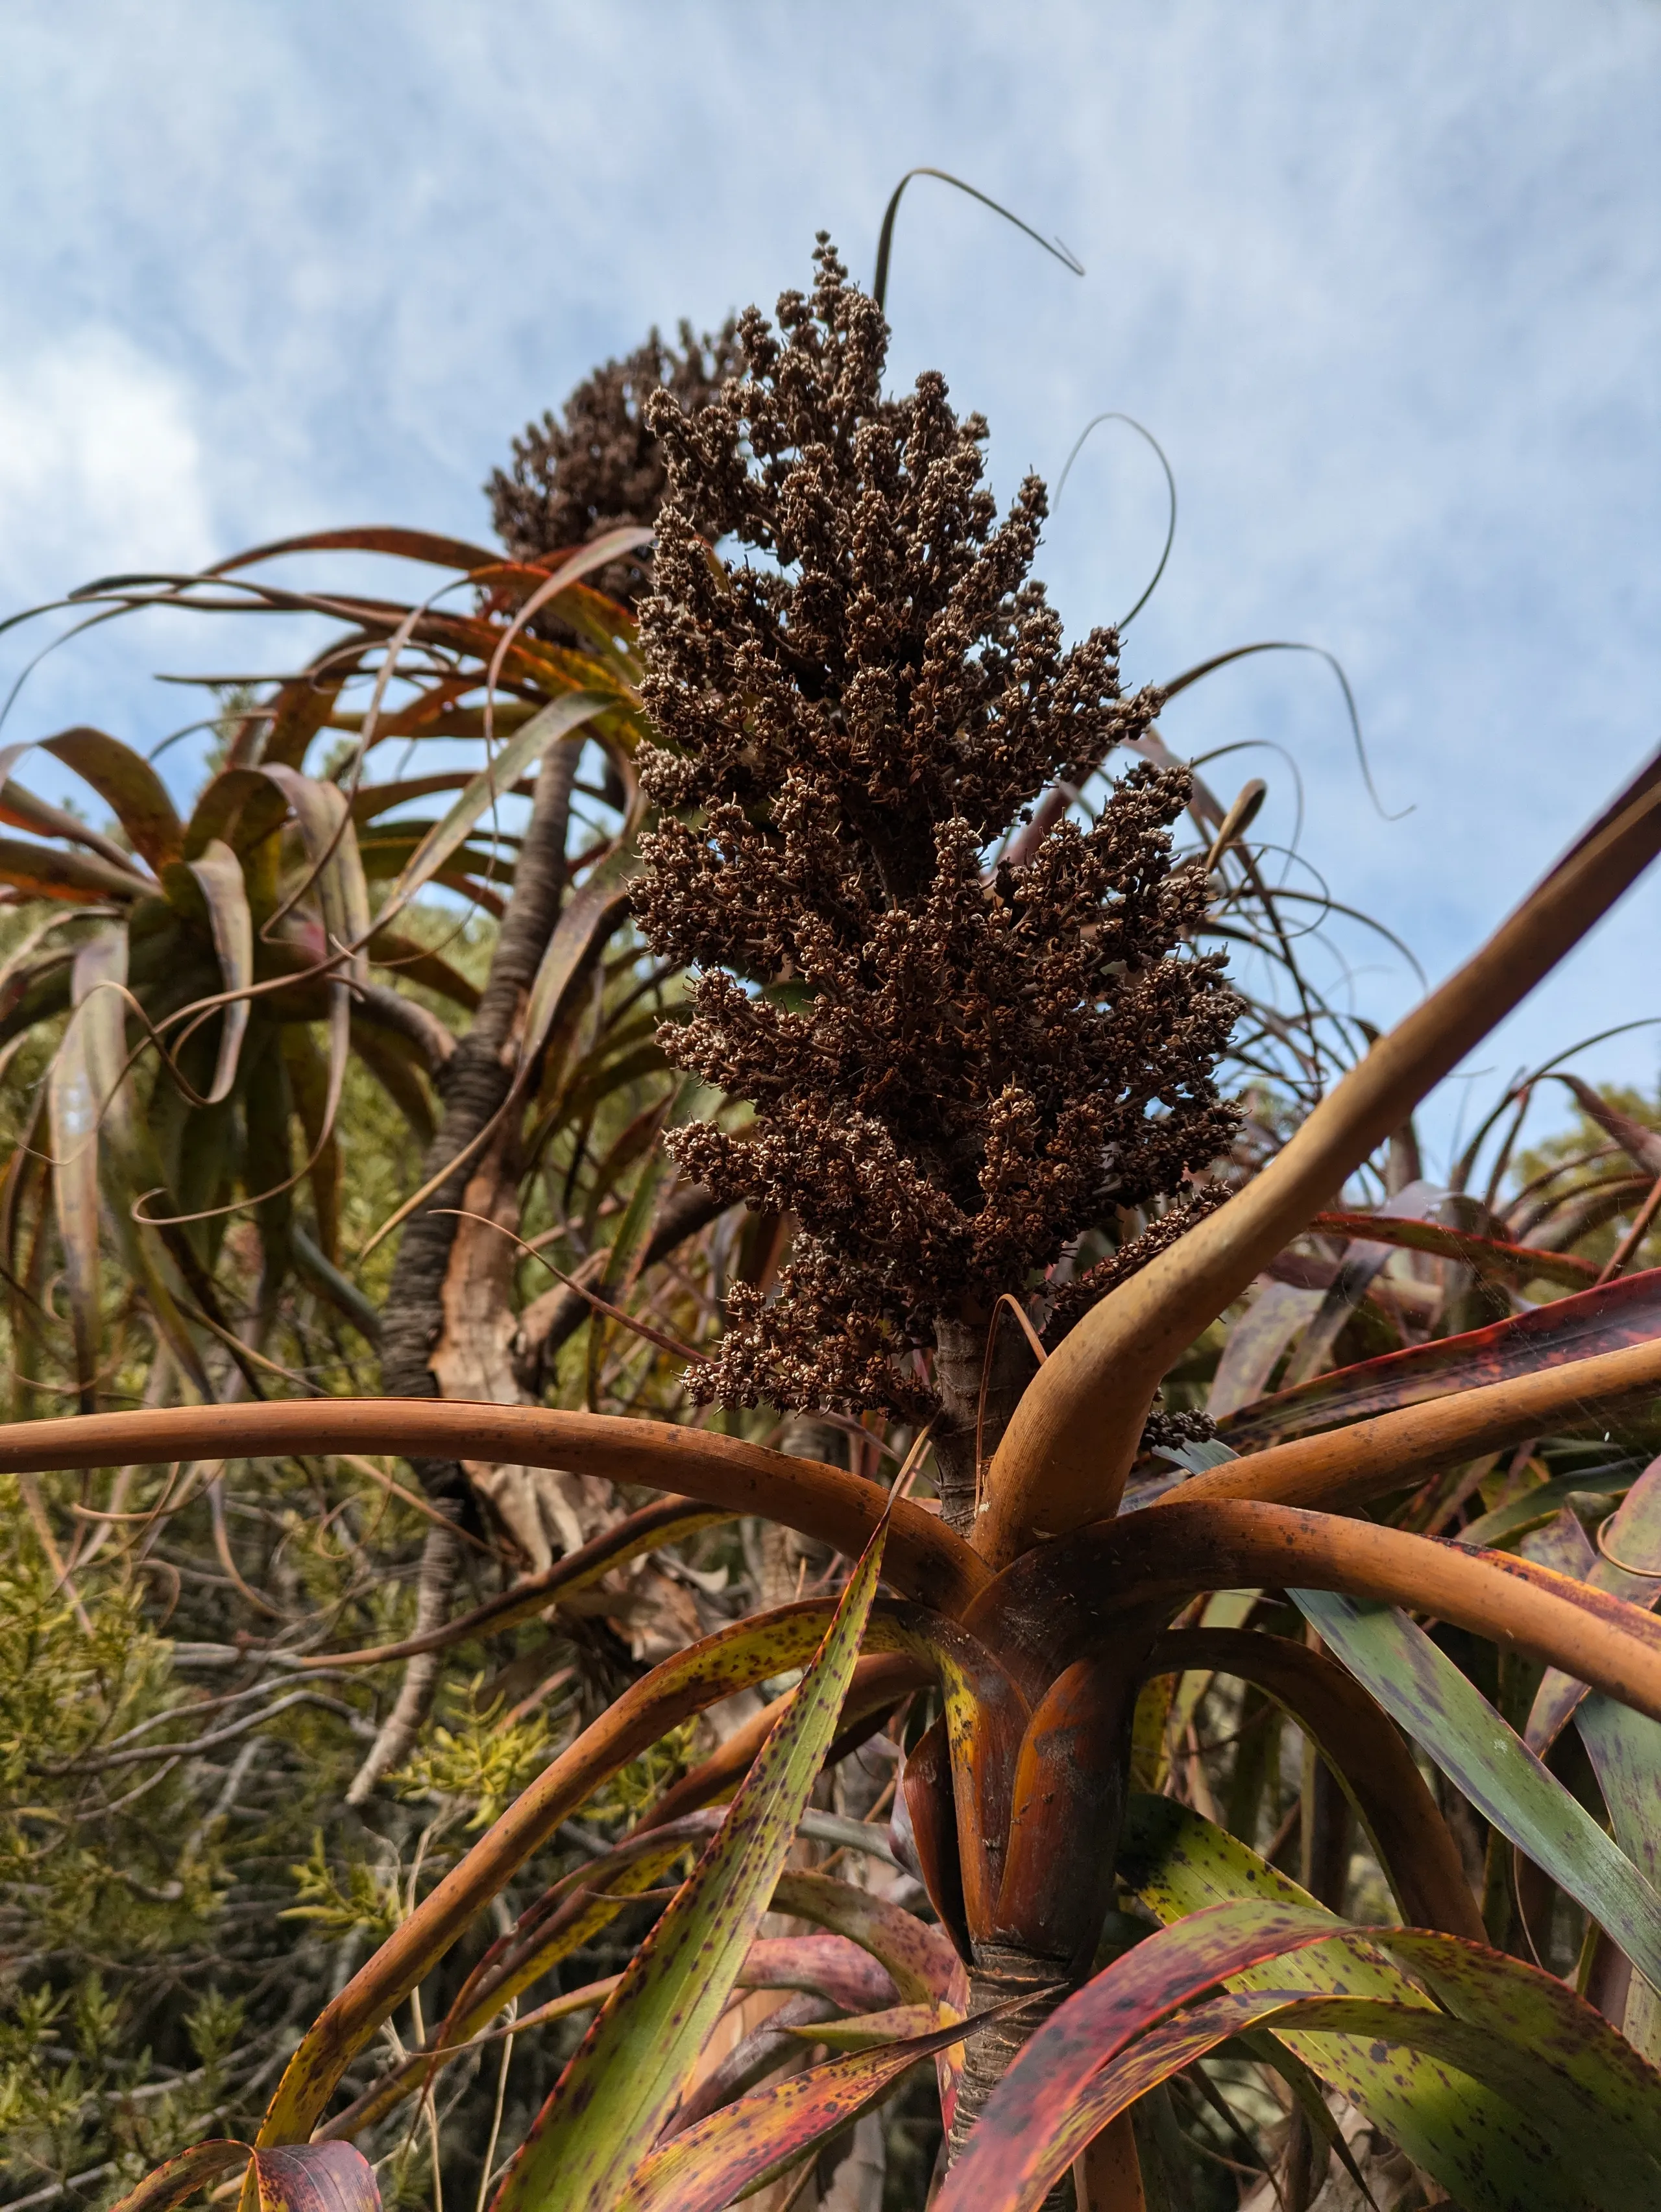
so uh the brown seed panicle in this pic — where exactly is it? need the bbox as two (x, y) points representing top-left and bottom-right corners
(635, 239), (1240, 1423)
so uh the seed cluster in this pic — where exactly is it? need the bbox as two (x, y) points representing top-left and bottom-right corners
(636, 241), (1239, 1421)
(487, 321), (740, 599)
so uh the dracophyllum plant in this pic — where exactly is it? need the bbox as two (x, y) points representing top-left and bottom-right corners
(15, 237), (1661, 2211)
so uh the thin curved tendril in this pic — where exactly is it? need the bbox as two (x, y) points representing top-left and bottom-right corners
(872, 167), (1084, 315)
(1052, 410), (1177, 629)
(430, 1209), (706, 1367)
(1163, 639), (1408, 823)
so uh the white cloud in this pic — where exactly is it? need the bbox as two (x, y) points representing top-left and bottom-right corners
(1, 0), (1658, 1157)
(0, 332), (215, 602)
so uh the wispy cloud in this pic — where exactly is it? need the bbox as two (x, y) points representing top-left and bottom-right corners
(2, 0), (1658, 1156)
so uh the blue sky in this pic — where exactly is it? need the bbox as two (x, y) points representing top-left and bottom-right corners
(3, 1), (1660, 1169)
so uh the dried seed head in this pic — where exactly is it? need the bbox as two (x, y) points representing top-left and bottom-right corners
(487, 320), (741, 602)
(637, 239), (1239, 1420)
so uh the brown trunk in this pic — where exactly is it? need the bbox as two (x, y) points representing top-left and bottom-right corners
(376, 735), (581, 1508)
(931, 1312), (1034, 1539)
(350, 740), (581, 1796)
(932, 1310), (1087, 2200)
(951, 1941), (1079, 2208)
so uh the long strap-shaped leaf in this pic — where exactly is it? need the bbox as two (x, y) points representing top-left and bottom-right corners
(982, 744), (1661, 1562)
(0, 1399), (986, 1616)
(1140, 1627), (1481, 1939)
(930, 1901), (1342, 2207)
(374, 690), (611, 931)
(1293, 1586), (1661, 1989)
(488, 1522), (888, 2212)
(1117, 1796), (1599, 2208)
(255, 1594), (971, 2146)
(1180, 1330), (1661, 1516)
(614, 2010), (980, 2212)
(947, 1974), (1659, 2212)
(969, 1498), (1661, 1713)
(1218, 1261), (1661, 1453)
(1528, 1450), (1661, 1755)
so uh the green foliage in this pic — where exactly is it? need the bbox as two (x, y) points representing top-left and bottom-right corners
(391, 1679), (554, 1832)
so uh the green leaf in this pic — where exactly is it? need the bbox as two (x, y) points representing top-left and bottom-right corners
(1293, 1587), (1661, 1989)
(1117, 1796), (1588, 2209)
(930, 1897), (1344, 2212)
(378, 689), (610, 926)
(47, 936), (115, 1404)
(261, 768), (371, 988)
(491, 1523), (890, 2212)
(955, 1977), (1654, 2212)
(1529, 1451), (1661, 1755)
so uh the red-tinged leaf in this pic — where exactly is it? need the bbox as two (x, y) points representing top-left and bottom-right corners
(963, 1982), (1645, 2212)
(739, 1934), (899, 2015)
(1308, 1208), (1598, 1286)
(614, 2011), (980, 2212)
(980, 740), (1661, 1557)
(1529, 1452), (1661, 1755)
(1276, 1179), (1453, 1390)
(104, 2140), (250, 2212)
(489, 1525), (889, 2212)
(348, 768), (516, 821)
(40, 727), (182, 869)
(1217, 1265), (1661, 1452)
(770, 1871), (967, 2010)
(997, 1644), (1145, 1961)
(967, 1496), (1661, 1701)
(1116, 1795), (1589, 2202)
(206, 525), (503, 577)
(929, 1900), (1340, 2212)
(883, 1612), (1034, 1942)
(0, 833), (148, 903)
(900, 1716), (971, 1960)
(0, 773), (148, 876)
(318, 1842), (904, 2148)
(271, 1601), (961, 2150)
(1294, 1587), (1661, 1989)
(250, 2143), (379, 2212)
(184, 839), (253, 1103)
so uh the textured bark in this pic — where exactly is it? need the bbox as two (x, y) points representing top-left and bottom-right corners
(429, 1122), (614, 1571)
(931, 1313), (1034, 1539)
(377, 738), (580, 1509)
(354, 740), (581, 1792)
(949, 1941), (1078, 2208)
